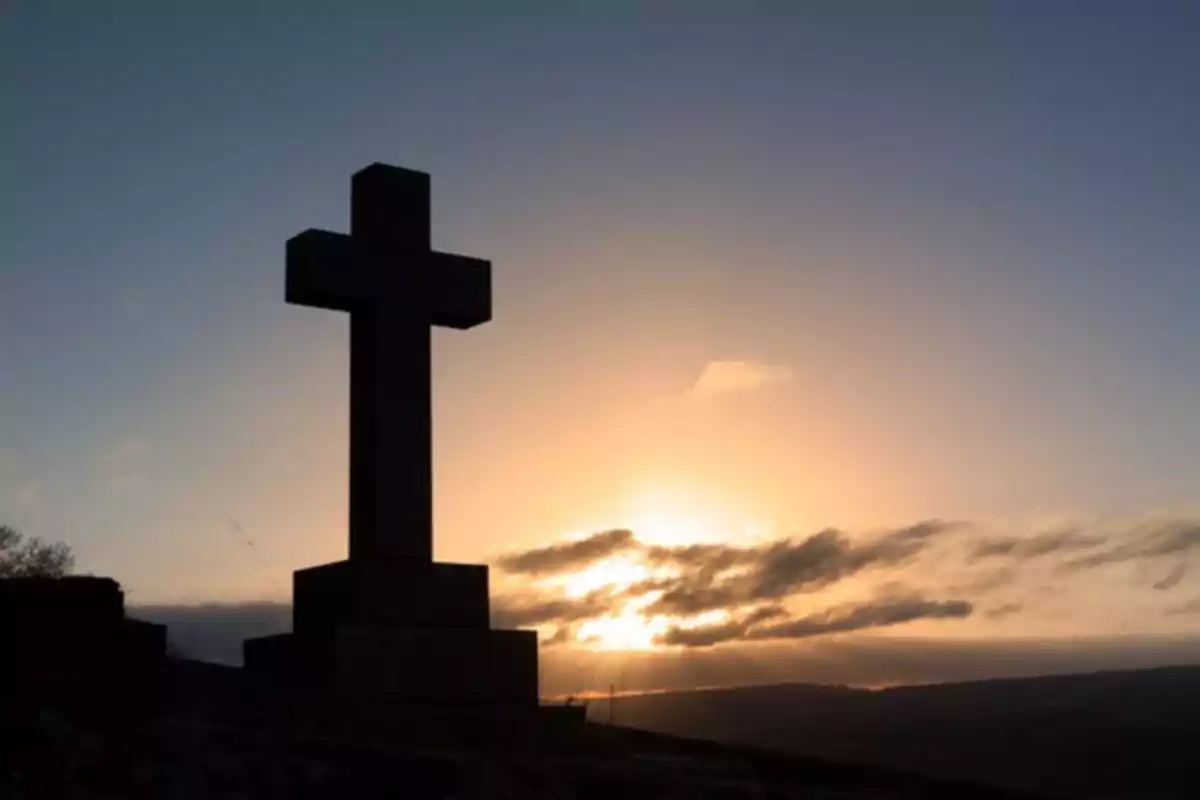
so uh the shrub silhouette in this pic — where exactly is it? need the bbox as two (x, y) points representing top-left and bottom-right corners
(0, 524), (74, 578)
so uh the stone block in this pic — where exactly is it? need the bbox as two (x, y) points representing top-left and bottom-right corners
(116, 617), (170, 668)
(0, 576), (126, 629)
(245, 625), (538, 704)
(0, 576), (164, 679)
(243, 633), (329, 687)
(292, 558), (490, 634)
(0, 618), (166, 678)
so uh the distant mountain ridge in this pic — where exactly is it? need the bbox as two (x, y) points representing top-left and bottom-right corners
(597, 665), (1200, 799)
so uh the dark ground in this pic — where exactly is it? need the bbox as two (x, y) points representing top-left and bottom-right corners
(0, 659), (1052, 800)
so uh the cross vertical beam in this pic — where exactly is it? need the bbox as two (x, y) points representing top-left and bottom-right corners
(348, 166), (433, 561)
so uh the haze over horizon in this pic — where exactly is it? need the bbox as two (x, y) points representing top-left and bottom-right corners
(4, 3), (1199, 687)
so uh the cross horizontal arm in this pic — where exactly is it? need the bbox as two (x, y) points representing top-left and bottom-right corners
(285, 229), (492, 329)
(427, 251), (492, 330)
(286, 229), (369, 312)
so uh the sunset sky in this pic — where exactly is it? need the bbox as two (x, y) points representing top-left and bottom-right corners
(4, 4), (1199, 680)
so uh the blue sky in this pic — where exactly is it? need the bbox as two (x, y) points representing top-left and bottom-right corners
(3, 2), (1199, 625)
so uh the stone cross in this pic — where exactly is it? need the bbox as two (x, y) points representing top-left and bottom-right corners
(286, 164), (491, 561)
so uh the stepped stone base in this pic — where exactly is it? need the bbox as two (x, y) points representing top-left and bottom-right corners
(243, 556), (541, 707)
(244, 625), (538, 702)
(293, 558), (489, 633)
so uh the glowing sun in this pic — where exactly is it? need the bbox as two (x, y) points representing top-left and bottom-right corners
(576, 608), (670, 651)
(543, 489), (767, 650)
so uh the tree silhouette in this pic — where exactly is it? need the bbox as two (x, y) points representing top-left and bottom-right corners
(0, 524), (74, 578)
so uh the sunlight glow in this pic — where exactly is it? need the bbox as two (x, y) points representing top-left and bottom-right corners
(576, 608), (670, 651)
(629, 504), (720, 547)
(678, 608), (732, 629)
(548, 486), (775, 650)
(622, 483), (776, 548)
(557, 554), (655, 598)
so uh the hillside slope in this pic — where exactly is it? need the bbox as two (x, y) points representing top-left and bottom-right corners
(599, 665), (1200, 799)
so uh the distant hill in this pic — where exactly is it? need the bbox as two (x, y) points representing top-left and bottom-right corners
(596, 665), (1200, 799)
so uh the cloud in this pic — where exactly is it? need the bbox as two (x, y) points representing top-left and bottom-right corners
(658, 595), (973, 648)
(643, 541), (761, 571)
(643, 575), (737, 616)
(491, 521), (955, 629)
(489, 514), (1200, 650)
(753, 596), (972, 639)
(654, 605), (786, 648)
(539, 626), (579, 647)
(969, 530), (1106, 562)
(489, 521), (961, 647)
(1166, 597), (1200, 616)
(1058, 520), (1200, 573)
(985, 603), (1024, 619)
(1154, 563), (1188, 591)
(645, 520), (955, 616)
(496, 529), (635, 574)
(491, 589), (620, 629)
(689, 360), (794, 400)
(955, 518), (1198, 600)
(948, 568), (1016, 595)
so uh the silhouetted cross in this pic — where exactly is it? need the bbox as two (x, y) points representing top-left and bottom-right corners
(286, 164), (491, 561)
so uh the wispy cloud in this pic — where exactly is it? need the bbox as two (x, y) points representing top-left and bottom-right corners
(496, 529), (636, 574)
(490, 514), (1200, 648)
(1165, 597), (1200, 617)
(753, 595), (972, 639)
(985, 602), (1024, 619)
(1057, 520), (1200, 573)
(653, 605), (788, 648)
(644, 521), (955, 616)
(658, 595), (973, 648)
(969, 530), (1106, 562)
(689, 359), (794, 400)
(492, 521), (963, 646)
(492, 590), (620, 630)
(1154, 563), (1189, 591)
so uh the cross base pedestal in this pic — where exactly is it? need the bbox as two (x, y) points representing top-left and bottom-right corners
(243, 558), (540, 706)
(293, 558), (491, 633)
(244, 625), (538, 703)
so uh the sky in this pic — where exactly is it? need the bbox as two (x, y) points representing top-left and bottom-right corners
(3, 3), (1200, 685)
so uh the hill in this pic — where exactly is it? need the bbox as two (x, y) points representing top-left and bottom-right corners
(597, 665), (1200, 799)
